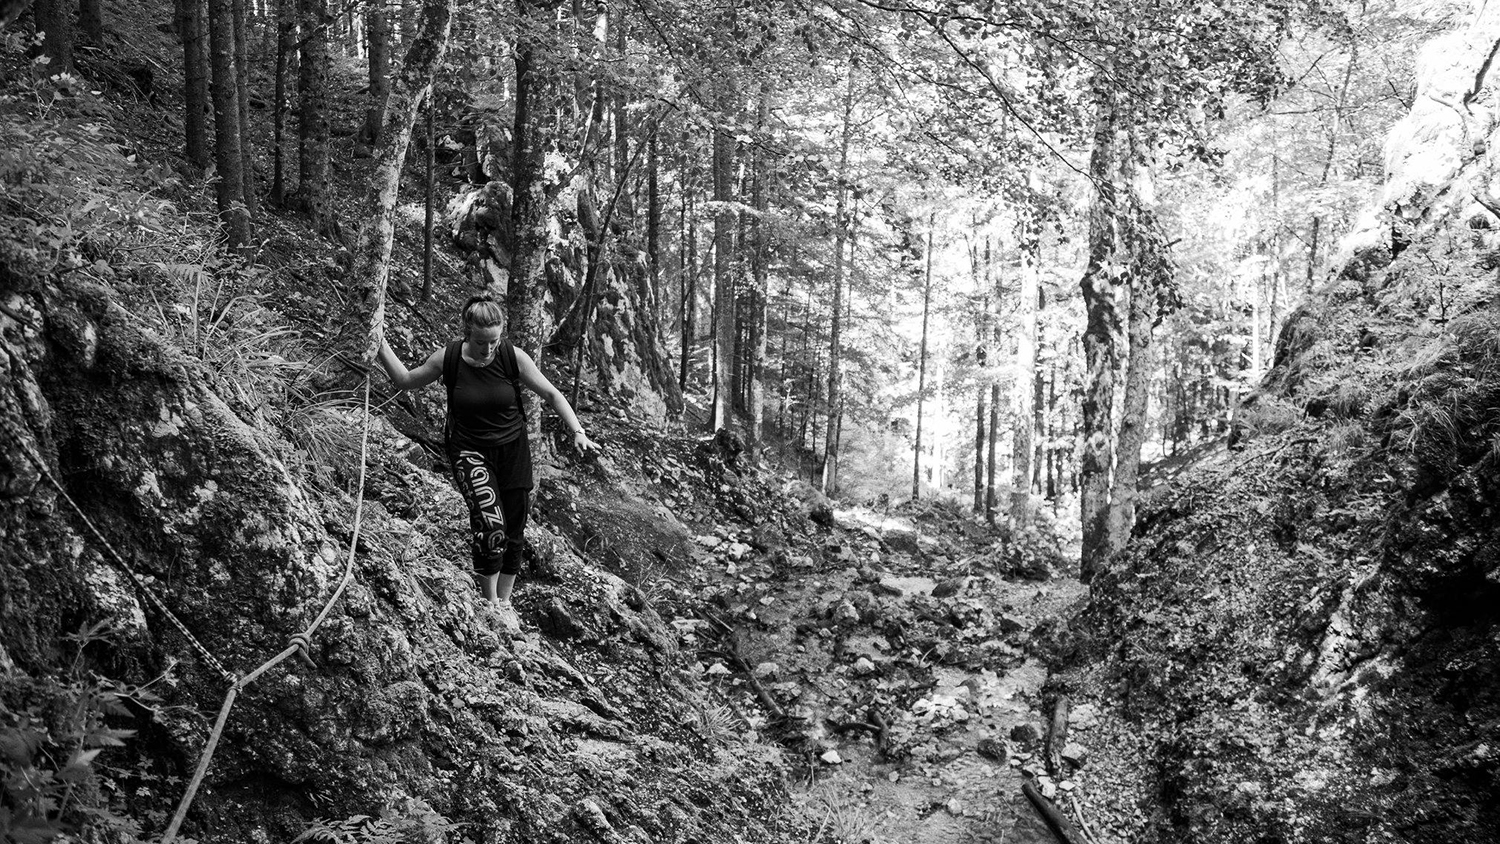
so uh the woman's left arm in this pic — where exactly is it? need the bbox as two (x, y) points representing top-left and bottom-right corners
(514, 347), (599, 453)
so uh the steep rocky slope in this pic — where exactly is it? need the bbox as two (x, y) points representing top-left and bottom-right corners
(0, 260), (800, 843)
(1050, 6), (1500, 843)
(0, 51), (794, 843)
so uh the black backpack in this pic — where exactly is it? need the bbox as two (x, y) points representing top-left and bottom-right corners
(442, 338), (526, 425)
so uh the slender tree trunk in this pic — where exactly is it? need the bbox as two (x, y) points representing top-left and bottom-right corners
(1032, 293), (1047, 491)
(821, 63), (856, 495)
(797, 281), (812, 454)
(747, 82), (772, 460)
(612, 10), (633, 224)
(421, 104), (435, 300)
(974, 390), (987, 511)
(362, 0), (391, 144)
(232, 0), (256, 220)
(912, 223), (934, 501)
(776, 277), (792, 435)
(1045, 368), (1057, 501)
(829, 191), (859, 493)
(348, 0), (454, 362)
(648, 128), (662, 347)
(971, 236), (987, 513)
(208, 0), (251, 251)
(710, 84), (737, 433)
(710, 243), (721, 425)
(809, 335), (822, 474)
(730, 247), (745, 411)
(985, 239), (1000, 524)
(1078, 91), (1123, 583)
(179, 0), (211, 169)
(680, 185), (697, 395)
(1012, 223), (1040, 522)
(79, 0), (103, 45)
(270, 0), (293, 201)
(296, 0), (332, 233)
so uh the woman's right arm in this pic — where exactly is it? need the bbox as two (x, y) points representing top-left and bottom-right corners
(377, 340), (445, 392)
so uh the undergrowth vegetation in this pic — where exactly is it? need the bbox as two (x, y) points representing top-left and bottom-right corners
(0, 622), (169, 844)
(292, 799), (466, 844)
(0, 43), (367, 498)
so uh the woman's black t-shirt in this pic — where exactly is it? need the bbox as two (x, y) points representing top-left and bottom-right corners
(446, 348), (525, 448)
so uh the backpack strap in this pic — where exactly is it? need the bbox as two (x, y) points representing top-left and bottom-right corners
(442, 339), (463, 404)
(500, 339), (526, 423)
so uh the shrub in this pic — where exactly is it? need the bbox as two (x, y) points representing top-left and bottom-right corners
(293, 799), (466, 844)
(0, 621), (160, 844)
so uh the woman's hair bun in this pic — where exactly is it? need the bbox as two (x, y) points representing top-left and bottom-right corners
(461, 294), (505, 330)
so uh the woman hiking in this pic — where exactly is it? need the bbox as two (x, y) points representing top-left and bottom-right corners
(376, 294), (598, 633)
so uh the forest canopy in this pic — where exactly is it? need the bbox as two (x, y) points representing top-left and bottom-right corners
(7, 0), (1458, 563)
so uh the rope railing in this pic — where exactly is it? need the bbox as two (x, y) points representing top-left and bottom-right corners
(161, 375), (374, 843)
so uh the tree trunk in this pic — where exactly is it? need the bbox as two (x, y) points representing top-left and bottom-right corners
(1107, 150), (1173, 555)
(985, 239), (1000, 524)
(362, 0), (391, 144)
(508, 0), (554, 389)
(421, 104), (435, 300)
(1032, 307), (1047, 491)
(1045, 368), (1057, 501)
(647, 128), (662, 347)
(912, 223), (934, 501)
(830, 191), (859, 494)
(231, 0), (256, 220)
(680, 184), (697, 395)
(178, 0), (211, 169)
(270, 0), (293, 201)
(611, 9), (633, 224)
(797, 281), (812, 454)
(710, 86), (736, 433)
(971, 235), (988, 513)
(208, 0), (251, 251)
(296, 0), (332, 233)
(1012, 222), (1040, 522)
(1079, 92), (1123, 584)
(822, 63), (856, 495)
(1108, 275), (1154, 554)
(32, 0), (72, 70)
(78, 0), (102, 45)
(730, 239), (745, 411)
(347, 0), (454, 363)
(747, 83), (772, 461)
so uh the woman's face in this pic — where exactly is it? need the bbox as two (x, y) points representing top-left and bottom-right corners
(467, 325), (504, 362)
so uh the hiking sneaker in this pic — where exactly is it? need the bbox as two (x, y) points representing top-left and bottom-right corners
(493, 603), (522, 635)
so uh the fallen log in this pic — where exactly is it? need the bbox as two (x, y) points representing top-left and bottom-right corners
(1022, 779), (1087, 844)
(1045, 694), (1070, 779)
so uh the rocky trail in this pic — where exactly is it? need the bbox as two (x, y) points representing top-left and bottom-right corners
(692, 504), (1087, 844)
(549, 423), (1094, 843)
